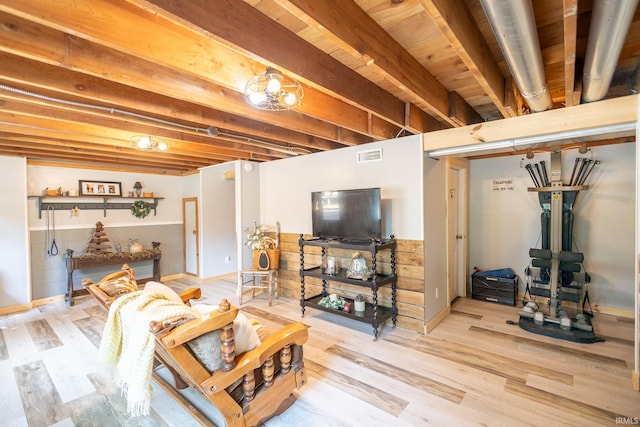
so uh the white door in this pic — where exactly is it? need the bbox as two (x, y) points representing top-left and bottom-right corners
(183, 197), (199, 276)
(447, 160), (468, 303)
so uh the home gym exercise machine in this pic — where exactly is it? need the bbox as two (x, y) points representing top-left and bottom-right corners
(519, 149), (604, 343)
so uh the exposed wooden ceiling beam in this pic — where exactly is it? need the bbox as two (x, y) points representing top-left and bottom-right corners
(130, 0), (443, 133)
(273, 0), (482, 126)
(0, 0), (409, 142)
(0, 50), (348, 153)
(0, 12), (373, 146)
(0, 97), (287, 160)
(418, 0), (514, 118)
(562, 0), (578, 107)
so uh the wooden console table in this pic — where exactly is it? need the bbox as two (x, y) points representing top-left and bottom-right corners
(65, 243), (161, 305)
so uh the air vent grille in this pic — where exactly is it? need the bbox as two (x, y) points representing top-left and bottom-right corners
(357, 148), (383, 163)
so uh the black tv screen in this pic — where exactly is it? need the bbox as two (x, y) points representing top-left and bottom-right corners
(311, 188), (381, 240)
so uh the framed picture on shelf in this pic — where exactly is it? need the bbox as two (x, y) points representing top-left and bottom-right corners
(79, 180), (122, 196)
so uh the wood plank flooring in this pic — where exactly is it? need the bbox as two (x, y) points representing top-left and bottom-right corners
(0, 275), (638, 426)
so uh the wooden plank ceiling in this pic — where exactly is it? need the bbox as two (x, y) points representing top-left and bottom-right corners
(0, 0), (638, 174)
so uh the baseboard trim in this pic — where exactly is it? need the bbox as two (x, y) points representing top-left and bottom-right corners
(161, 273), (184, 281)
(425, 305), (451, 334)
(202, 272), (237, 282)
(0, 303), (33, 316)
(32, 295), (65, 307)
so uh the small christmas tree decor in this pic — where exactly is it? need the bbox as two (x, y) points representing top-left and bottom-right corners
(85, 221), (113, 254)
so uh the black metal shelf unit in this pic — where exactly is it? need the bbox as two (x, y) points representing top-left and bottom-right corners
(298, 235), (397, 340)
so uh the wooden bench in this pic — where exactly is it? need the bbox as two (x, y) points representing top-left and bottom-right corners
(83, 265), (308, 427)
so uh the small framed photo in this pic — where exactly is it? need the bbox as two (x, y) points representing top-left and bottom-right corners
(79, 180), (122, 196)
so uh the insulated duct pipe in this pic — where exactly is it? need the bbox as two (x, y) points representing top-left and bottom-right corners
(582, 0), (639, 103)
(480, 0), (552, 112)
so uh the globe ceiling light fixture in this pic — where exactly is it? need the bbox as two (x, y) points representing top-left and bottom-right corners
(245, 67), (304, 111)
(130, 135), (168, 152)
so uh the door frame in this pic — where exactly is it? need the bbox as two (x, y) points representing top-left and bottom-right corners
(183, 197), (199, 277)
(446, 157), (469, 304)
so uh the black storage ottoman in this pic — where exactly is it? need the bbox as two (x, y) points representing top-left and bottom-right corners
(471, 268), (518, 306)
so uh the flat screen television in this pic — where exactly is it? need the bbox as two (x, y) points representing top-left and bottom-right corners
(311, 187), (381, 240)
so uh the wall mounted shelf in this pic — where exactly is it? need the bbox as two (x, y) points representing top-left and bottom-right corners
(28, 196), (164, 218)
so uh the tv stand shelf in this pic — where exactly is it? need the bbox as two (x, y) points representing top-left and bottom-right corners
(303, 293), (395, 326)
(299, 235), (397, 340)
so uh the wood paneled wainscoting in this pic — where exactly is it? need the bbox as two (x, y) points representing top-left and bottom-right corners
(276, 233), (425, 333)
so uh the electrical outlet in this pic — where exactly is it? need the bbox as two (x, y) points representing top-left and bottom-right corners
(225, 255), (231, 264)
(435, 287), (439, 299)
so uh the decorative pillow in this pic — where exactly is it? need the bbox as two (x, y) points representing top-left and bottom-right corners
(232, 312), (263, 353)
(186, 307), (262, 373)
(142, 281), (182, 303)
(97, 276), (138, 297)
(186, 329), (223, 372)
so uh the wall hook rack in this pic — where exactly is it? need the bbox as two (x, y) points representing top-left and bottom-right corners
(29, 196), (163, 218)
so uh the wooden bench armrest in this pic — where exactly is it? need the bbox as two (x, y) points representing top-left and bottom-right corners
(178, 287), (201, 304)
(201, 322), (308, 394)
(84, 284), (116, 309)
(159, 305), (239, 348)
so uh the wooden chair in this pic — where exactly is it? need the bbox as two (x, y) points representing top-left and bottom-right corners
(82, 264), (308, 427)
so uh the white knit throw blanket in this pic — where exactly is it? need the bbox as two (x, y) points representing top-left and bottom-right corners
(98, 290), (199, 416)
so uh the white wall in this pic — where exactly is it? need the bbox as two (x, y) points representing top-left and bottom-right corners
(237, 160), (261, 270)
(259, 135), (423, 240)
(423, 155), (448, 322)
(183, 173), (199, 198)
(468, 143), (636, 310)
(0, 157), (30, 307)
(27, 166), (184, 228)
(200, 163), (237, 278)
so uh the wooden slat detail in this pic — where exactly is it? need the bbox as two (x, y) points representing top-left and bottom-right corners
(25, 319), (63, 351)
(450, 309), (483, 320)
(424, 94), (638, 152)
(0, 329), (8, 360)
(0, 49), (342, 152)
(303, 358), (409, 416)
(0, 10), (373, 147)
(468, 325), (629, 368)
(562, 0), (578, 107)
(235, 306), (310, 329)
(277, 0), (471, 127)
(0, 0), (407, 142)
(326, 344), (466, 404)
(504, 379), (628, 424)
(135, 0), (436, 134)
(385, 334), (574, 385)
(419, 0), (511, 118)
(14, 360), (67, 425)
(73, 316), (106, 349)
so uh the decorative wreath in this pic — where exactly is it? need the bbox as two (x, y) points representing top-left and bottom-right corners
(131, 200), (151, 219)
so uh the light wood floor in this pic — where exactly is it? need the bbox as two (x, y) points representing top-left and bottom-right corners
(1, 275), (638, 426)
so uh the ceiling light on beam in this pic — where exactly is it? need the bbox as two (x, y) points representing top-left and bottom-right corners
(245, 67), (304, 111)
(130, 135), (168, 152)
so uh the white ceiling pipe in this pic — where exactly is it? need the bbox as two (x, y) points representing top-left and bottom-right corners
(582, 0), (639, 103)
(480, 0), (553, 112)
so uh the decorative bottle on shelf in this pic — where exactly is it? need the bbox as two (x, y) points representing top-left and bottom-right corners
(134, 181), (142, 197)
(324, 255), (337, 275)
